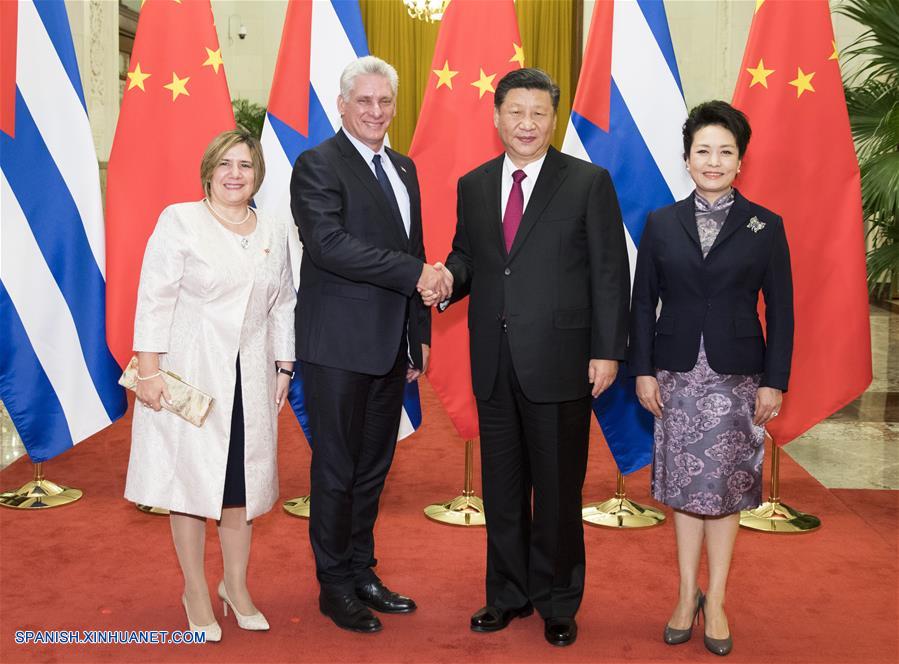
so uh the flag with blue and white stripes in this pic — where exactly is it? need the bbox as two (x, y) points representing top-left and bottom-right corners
(254, 0), (422, 442)
(0, 0), (126, 462)
(562, 0), (692, 474)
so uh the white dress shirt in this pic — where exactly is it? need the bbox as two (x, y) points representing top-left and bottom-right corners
(343, 129), (411, 237)
(500, 152), (547, 219)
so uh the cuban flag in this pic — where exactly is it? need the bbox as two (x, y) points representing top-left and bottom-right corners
(562, 0), (692, 474)
(0, 1), (126, 462)
(254, 0), (422, 442)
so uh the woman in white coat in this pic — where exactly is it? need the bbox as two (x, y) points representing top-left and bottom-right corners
(125, 129), (296, 641)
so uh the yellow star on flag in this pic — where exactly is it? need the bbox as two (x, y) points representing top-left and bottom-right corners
(746, 58), (775, 88)
(755, 0), (765, 12)
(829, 40), (839, 61)
(163, 72), (190, 101)
(788, 67), (815, 98)
(126, 62), (151, 91)
(203, 47), (224, 74)
(433, 60), (459, 90)
(471, 68), (496, 99)
(510, 43), (525, 66)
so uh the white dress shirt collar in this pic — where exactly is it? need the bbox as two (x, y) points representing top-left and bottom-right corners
(501, 152), (548, 218)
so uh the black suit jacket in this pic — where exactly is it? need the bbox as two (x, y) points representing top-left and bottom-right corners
(628, 190), (793, 390)
(290, 129), (430, 375)
(444, 147), (630, 403)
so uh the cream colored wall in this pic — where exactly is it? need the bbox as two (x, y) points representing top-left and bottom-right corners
(211, 0), (287, 106)
(68, 0), (865, 161)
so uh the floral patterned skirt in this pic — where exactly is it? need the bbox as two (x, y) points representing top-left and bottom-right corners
(651, 341), (765, 516)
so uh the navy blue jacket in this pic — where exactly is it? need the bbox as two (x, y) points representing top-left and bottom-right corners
(290, 130), (430, 375)
(628, 190), (793, 391)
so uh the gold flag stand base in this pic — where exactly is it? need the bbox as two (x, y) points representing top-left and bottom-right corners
(283, 495), (311, 519)
(424, 440), (485, 527)
(740, 441), (821, 533)
(582, 471), (666, 528)
(135, 504), (169, 515)
(0, 462), (83, 509)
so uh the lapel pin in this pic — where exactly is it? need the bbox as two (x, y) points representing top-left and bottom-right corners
(747, 216), (766, 233)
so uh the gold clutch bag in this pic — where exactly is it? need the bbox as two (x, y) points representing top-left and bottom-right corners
(119, 356), (214, 427)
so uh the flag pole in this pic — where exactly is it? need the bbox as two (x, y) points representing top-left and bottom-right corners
(424, 439), (485, 527)
(740, 434), (821, 533)
(582, 471), (666, 528)
(0, 461), (83, 509)
(283, 494), (311, 519)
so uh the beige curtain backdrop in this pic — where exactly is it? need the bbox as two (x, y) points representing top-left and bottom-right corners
(360, 0), (581, 154)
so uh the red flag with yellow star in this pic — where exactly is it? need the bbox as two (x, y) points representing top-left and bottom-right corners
(105, 0), (234, 367)
(732, 0), (871, 445)
(408, 0), (522, 440)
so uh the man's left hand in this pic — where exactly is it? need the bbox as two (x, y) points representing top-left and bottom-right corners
(407, 344), (430, 382)
(588, 359), (618, 398)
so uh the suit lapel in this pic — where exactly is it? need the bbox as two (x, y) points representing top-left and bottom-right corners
(480, 154), (506, 257)
(387, 148), (417, 246)
(508, 148), (566, 260)
(336, 130), (408, 247)
(676, 193), (702, 255)
(706, 189), (751, 257)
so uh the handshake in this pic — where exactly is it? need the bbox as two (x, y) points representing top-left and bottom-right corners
(417, 262), (453, 307)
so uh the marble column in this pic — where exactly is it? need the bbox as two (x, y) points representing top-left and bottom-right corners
(65, 0), (119, 166)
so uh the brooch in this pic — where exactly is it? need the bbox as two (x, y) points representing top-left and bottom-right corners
(747, 216), (766, 233)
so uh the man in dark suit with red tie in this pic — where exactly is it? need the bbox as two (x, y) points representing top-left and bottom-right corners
(427, 68), (630, 646)
(291, 56), (449, 634)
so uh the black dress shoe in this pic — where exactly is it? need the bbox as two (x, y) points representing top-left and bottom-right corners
(544, 617), (577, 647)
(355, 580), (417, 614)
(319, 592), (382, 633)
(470, 604), (533, 632)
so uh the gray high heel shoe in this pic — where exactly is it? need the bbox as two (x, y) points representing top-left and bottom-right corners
(702, 599), (733, 656)
(704, 632), (733, 656)
(663, 590), (704, 645)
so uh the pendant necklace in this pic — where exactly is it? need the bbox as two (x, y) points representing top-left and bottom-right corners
(205, 198), (252, 225)
(205, 199), (253, 249)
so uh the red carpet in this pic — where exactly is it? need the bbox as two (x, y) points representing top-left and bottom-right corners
(1, 380), (896, 663)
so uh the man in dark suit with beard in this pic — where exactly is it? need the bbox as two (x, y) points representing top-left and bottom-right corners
(423, 68), (630, 646)
(291, 56), (449, 634)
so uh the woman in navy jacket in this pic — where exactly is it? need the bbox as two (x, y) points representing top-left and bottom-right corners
(629, 101), (793, 656)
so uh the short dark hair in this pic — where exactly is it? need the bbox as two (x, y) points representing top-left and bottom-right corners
(494, 68), (560, 112)
(682, 100), (752, 158)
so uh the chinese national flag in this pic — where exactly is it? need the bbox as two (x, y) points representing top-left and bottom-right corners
(105, 0), (234, 367)
(732, 0), (871, 444)
(408, 0), (522, 440)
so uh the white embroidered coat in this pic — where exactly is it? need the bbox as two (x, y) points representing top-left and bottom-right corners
(124, 202), (296, 520)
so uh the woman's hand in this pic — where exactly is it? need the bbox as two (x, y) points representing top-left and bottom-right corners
(754, 387), (783, 426)
(636, 375), (664, 418)
(275, 373), (291, 413)
(135, 351), (170, 411)
(135, 374), (170, 411)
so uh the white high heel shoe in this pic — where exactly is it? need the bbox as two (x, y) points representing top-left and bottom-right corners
(181, 595), (222, 643)
(218, 580), (270, 631)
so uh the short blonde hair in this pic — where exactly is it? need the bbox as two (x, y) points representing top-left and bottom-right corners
(199, 128), (265, 199)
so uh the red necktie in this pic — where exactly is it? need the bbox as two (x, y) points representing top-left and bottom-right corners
(503, 169), (526, 253)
